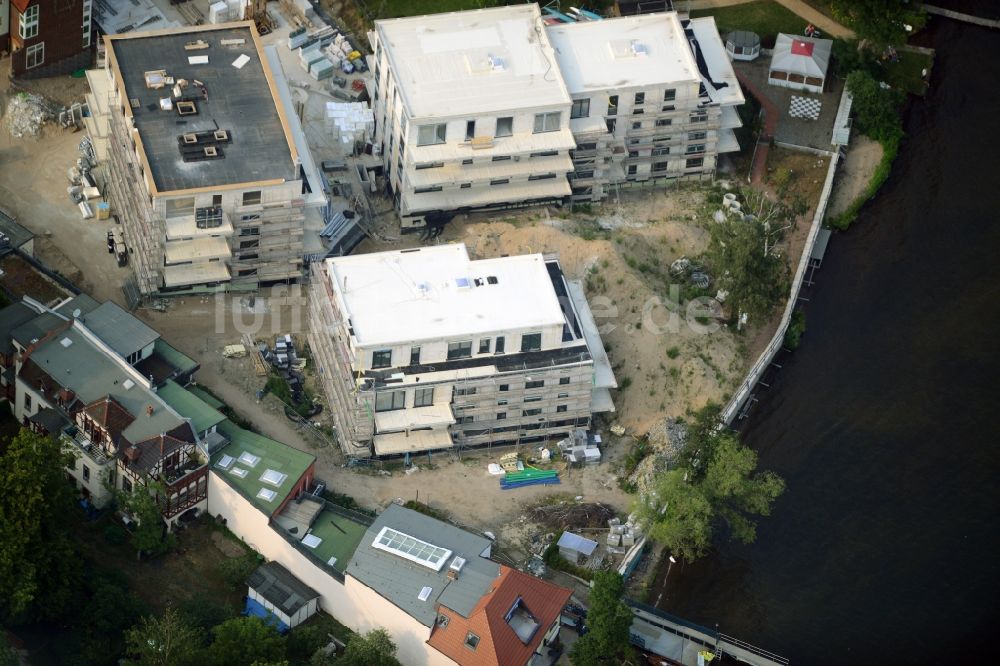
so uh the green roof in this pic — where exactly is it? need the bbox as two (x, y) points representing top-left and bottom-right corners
(306, 507), (369, 575)
(212, 421), (316, 515)
(157, 380), (226, 434)
(186, 385), (225, 409)
(152, 339), (199, 376)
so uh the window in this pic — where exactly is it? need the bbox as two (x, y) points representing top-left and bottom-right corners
(662, 105), (675, 112)
(628, 164), (638, 176)
(523, 408), (542, 417)
(524, 395), (542, 403)
(479, 338), (491, 354)
(686, 144), (706, 155)
(633, 108), (645, 116)
(414, 186), (443, 194)
(575, 169), (594, 180)
(495, 336), (505, 354)
(23, 393), (31, 411)
(454, 387), (477, 397)
(460, 183), (472, 189)
(492, 155), (511, 162)
(242, 191), (262, 206)
(371, 349), (392, 369)
(490, 179), (509, 186)
(558, 392), (569, 399)
(122, 477), (133, 493)
(456, 416), (474, 425)
(410, 346), (421, 365)
(375, 390), (405, 412)
(632, 121), (642, 130)
(653, 161), (669, 173)
(570, 98), (590, 119)
(689, 131), (707, 141)
(655, 118), (672, 127)
(525, 380), (544, 389)
(212, 194), (223, 207)
(496, 116), (513, 137)
(521, 333), (541, 352)
(528, 173), (556, 181)
(414, 387), (434, 407)
(19, 5), (40, 40)
(82, 465), (90, 482)
(462, 158), (473, 165)
(652, 146), (670, 156)
(499, 384), (509, 392)
(533, 112), (561, 133)
(690, 111), (708, 123)
(664, 89), (677, 102)
(497, 412), (506, 420)
(606, 119), (617, 133)
(607, 95), (618, 116)
(448, 341), (472, 360)
(686, 157), (705, 169)
(557, 405), (568, 413)
(498, 399), (508, 406)
(530, 150), (559, 157)
(634, 92), (645, 105)
(196, 206), (223, 228)
(465, 633), (480, 650)
(559, 377), (571, 385)
(465, 120), (476, 141)
(417, 124), (447, 146)
(415, 162), (444, 170)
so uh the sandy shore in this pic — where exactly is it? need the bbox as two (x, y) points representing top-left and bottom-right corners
(827, 136), (885, 218)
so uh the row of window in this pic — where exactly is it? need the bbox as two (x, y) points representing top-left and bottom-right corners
(370, 334), (544, 369)
(373, 377), (574, 412)
(456, 405), (570, 424)
(416, 112), (562, 147)
(415, 151), (561, 170)
(412, 173), (558, 194)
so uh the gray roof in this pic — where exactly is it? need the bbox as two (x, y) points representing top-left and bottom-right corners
(11, 312), (65, 348)
(29, 407), (70, 435)
(53, 294), (101, 319)
(247, 562), (320, 617)
(0, 209), (34, 250)
(109, 25), (296, 192)
(80, 302), (159, 358)
(346, 504), (499, 627)
(27, 324), (186, 444)
(0, 303), (38, 355)
(557, 531), (598, 556)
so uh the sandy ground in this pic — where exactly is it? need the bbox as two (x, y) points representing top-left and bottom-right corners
(827, 136), (885, 217)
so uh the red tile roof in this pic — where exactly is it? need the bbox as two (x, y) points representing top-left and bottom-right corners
(82, 396), (136, 444)
(428, 566), (571, 666)
(11, 1), (34, 15)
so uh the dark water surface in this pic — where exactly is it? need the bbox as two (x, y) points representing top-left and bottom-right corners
(654, 17), (1000, 666)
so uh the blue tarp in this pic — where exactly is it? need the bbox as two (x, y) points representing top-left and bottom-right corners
(244, 597), (289, 633)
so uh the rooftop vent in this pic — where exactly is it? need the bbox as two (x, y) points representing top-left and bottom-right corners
(176, 101), (197, 116)
(214, 130), (229, 141)
(302, 533), (323, 548)
(488, 54), (505, 71)
(327, 556), (338, 567)
(418, 586), (433, 602)
(447, 556), (466, 580)
(129, 98), (141, 109)
(631, 40), (649, 56)
(183, 133), (197, 144)
(203, 146), (218, 157)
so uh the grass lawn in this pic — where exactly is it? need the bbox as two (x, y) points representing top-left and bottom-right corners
(691, 0), (807, 48)
(879, 50), (932, 96)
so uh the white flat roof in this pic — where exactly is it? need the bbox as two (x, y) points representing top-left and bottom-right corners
(325, 244), (566, 348)
(546, 13), (700, 94)
(375, 4), (571, 119)
(688, 17), (746, 107)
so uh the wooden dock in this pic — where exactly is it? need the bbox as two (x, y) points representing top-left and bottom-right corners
(923, 5), (1000, 29)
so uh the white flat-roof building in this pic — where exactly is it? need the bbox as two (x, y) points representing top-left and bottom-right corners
(369, 4), (576, 230)
(549, 13), (745, 202)
(368, 7), (744, 226)
(308, 244), (616, 457)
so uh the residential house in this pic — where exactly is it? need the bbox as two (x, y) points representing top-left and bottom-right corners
(368, 4), (576, 231)
(6, 0), (93, 78)
(308, 243), (616, 458)
(86, 22), (307, 298)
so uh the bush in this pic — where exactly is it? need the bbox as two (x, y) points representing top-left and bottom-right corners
(402, 500), (449, 522)
(542, 533), (594, 581)
(666, 346), (680, 359)
(217, 554), (260, 591)
(784, 311), (807, 350)
(103, 524), (127, 546)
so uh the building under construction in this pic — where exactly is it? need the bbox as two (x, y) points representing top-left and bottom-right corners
(308, 244), (617, 458)
(87, 21), (306, 300)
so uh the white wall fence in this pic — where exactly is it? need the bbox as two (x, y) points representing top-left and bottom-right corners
(719, 149), (841, 425)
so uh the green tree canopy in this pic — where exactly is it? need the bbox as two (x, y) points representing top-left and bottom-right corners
(208, 616), (286, 666)
(337, 629), (401, 666)
(570, 571), (635, 666)
(846, 70), (905, 144)
(832, 0), (927, 49)
(638, 407), (786, 561)
(704, 190), (792, 325)
(124, 606), (205, 666)
(119, 481), (175, 559)
(0, 429), (81, 623)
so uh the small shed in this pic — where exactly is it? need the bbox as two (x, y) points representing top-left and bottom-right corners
(768, 34), (832, 94)
(557, 531), (599, 564)
(245, 562), (320, 631)
(726, 31), (761, 61)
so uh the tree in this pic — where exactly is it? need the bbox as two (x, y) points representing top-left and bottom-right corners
(0, 635), (18, 666)
(124, 606), (204, 666)
(570, 572), (635, 666)
(118, 481), (175, 559)
(831, 0), (927, 50)
(208, 616), (286, 666)
(337, 629), (401, 666)
(846, 70), (905, 143)
(0, 429), (81, 623)
(79, 576), (148, 665)
(704, 190), (792, 325)
(638, 408), (785, 561)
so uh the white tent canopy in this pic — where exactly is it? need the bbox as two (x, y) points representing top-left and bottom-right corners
(768, 34), (832, 93)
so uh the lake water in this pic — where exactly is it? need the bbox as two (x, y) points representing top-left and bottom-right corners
(654, 15), (1000, 665)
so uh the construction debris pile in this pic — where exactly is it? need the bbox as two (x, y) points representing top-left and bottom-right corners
(627, 417), (688, 494)
(526, 502), (618, 531)
(557, 428), (602, 464)
(4, 92), (53, 138)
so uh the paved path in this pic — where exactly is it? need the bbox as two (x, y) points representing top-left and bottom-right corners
(734, 69), (778, 185)
(686, 0), (855, 39)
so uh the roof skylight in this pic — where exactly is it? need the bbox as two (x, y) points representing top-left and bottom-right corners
(260, 469), (288, 487)
(216, 454), (234, 470)
(238, 452), (260, 467)
(230, 467), (248, 479)
(256, 488), (277, 502)
(302, 534), (322, 548)
(372, 526), (452, 571)
(418, 586), (433, 602)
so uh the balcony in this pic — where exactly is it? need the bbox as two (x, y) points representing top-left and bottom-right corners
(63, 428), (114, 466)
(160, 458), (208, 489)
